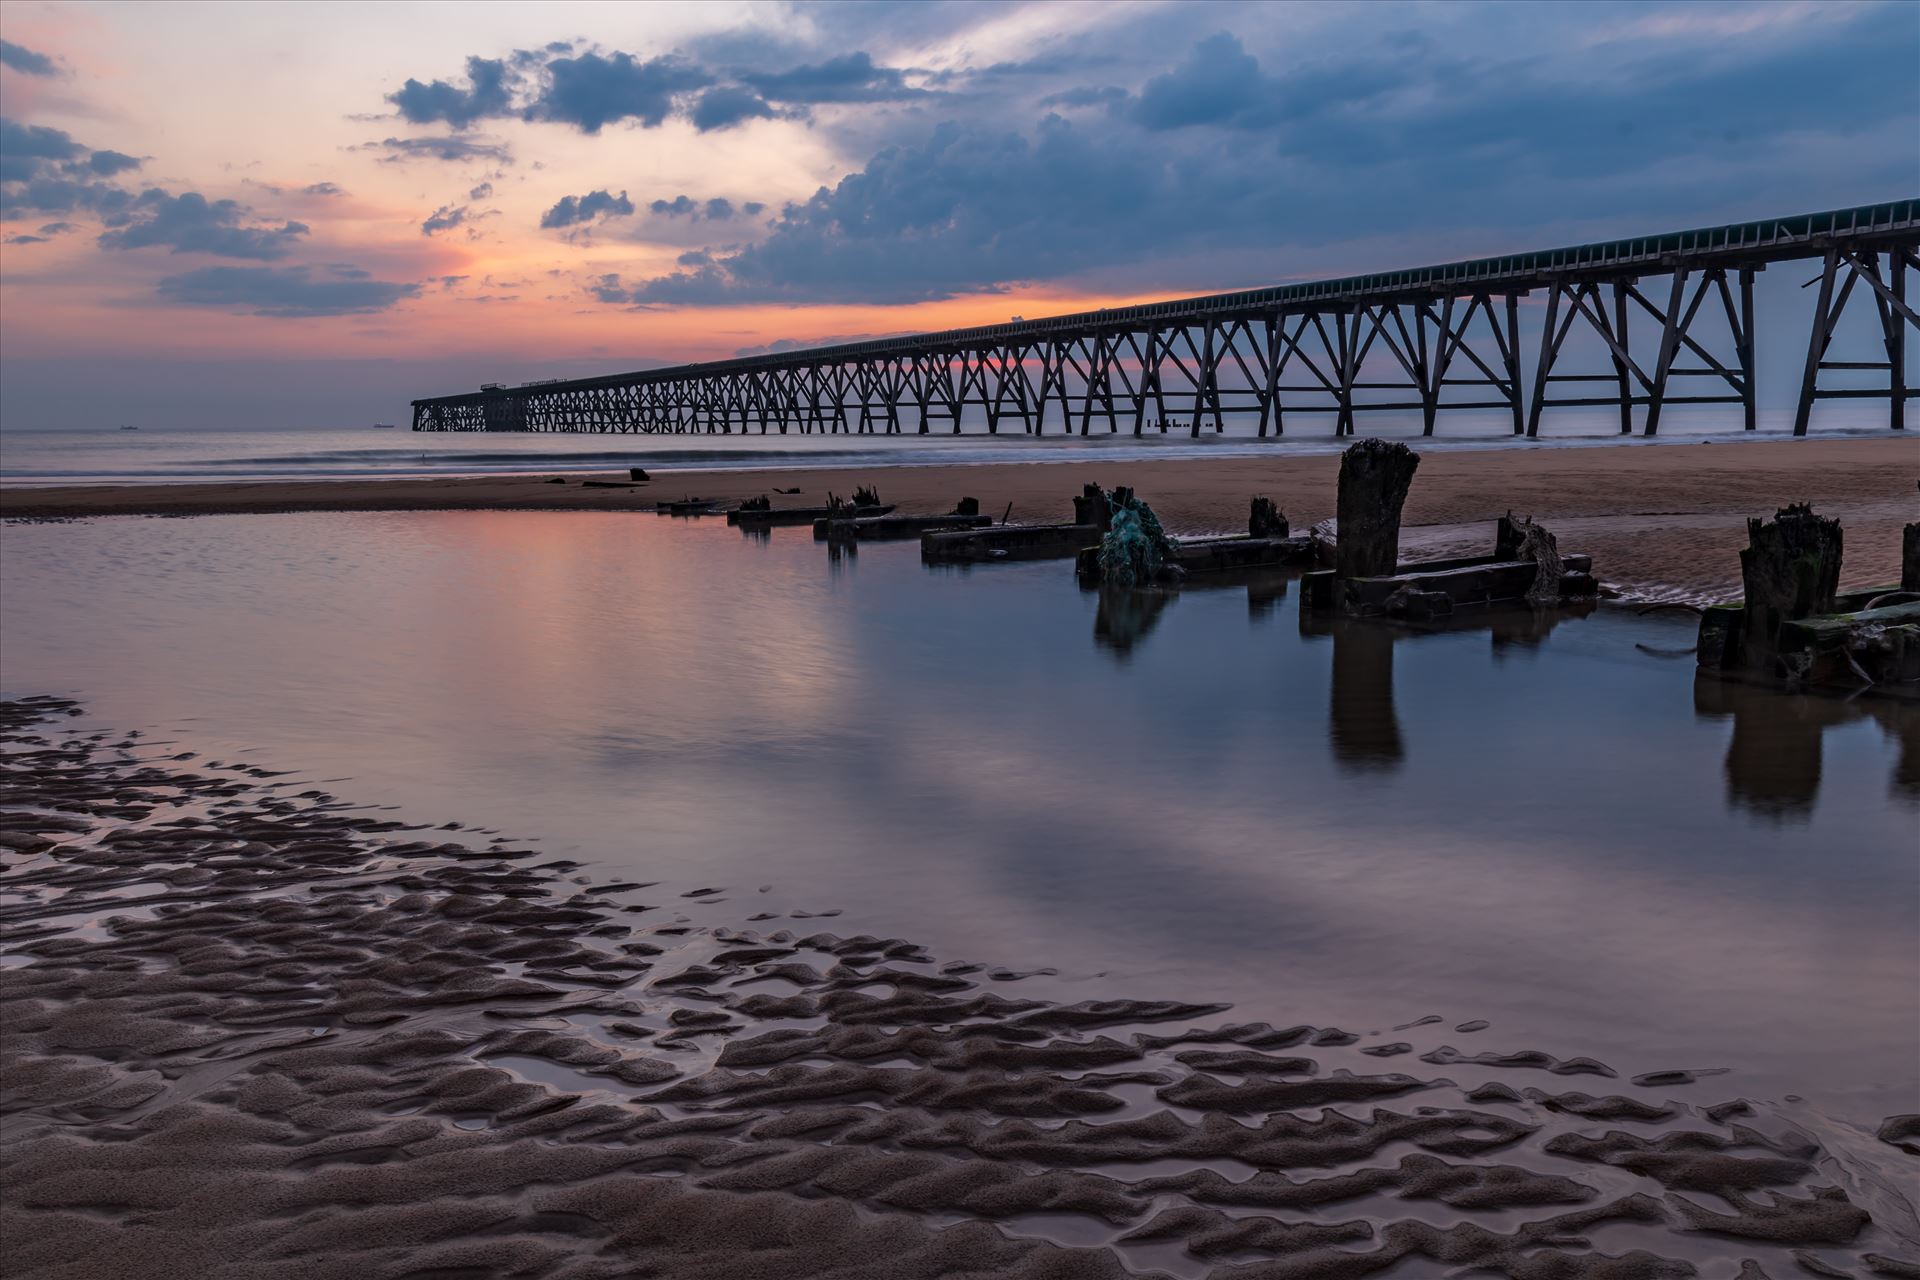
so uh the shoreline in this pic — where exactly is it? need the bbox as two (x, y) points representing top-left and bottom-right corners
(3, 695), (1915, 1276)
(4, 436), (1914, 600)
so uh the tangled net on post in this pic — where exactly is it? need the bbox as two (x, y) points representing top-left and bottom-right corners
(1096, 488), (1181, 588)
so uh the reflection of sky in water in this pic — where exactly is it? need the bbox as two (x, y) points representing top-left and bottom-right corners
(2, 511), (1914, 1122)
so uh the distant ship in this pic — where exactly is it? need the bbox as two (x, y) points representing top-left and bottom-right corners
(372, 423), (397, 429)
(119, 424), (139, 430)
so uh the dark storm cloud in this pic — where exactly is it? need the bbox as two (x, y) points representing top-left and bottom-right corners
(383, 43), (926, 140)
(97, 190), (308, 260)
(0, 39), (58, 77)
(689, 86), (779, 132)
(155, 265), (420, 317)
(607, 5), (1920, 308)
(523, 51), (711, 133)
(539, 188), (634, 228)
(387, 56), (514, 128)
(741, 52), (923, 104)
(363, 136), (512, 164)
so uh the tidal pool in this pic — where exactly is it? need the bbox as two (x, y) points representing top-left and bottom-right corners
(2, 510), (1913, 1128)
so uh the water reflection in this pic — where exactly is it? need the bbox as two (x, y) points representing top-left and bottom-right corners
(2, 512), (1914, 1125)
(1302, 602), (1596, 776)
(1092, 587), (1174, 658)
(1695, 676), (1920, 820)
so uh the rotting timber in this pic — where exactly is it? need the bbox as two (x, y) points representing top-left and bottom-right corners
(1696, 506), (1920, 698)
(1302, 440), (1599, 618)
(413, 201), (1918, 439)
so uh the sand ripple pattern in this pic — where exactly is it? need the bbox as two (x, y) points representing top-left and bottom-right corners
(1, 697), (1915, 1279)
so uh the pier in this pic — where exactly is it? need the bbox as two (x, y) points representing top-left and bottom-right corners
(414, 202), (1918, 440)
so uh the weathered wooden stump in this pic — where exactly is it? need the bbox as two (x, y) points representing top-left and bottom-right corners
(1335, 440), (1420, 581)
(1072, 483), (1115, 533)
(1501, 515), (1566, 605)
(629, 467), (651, 482)
(1903, 521), (1918, 592)
(953, 496), (980, 517)
(1738, 503), (1843, 674)
(1249, 496), (1289, 539)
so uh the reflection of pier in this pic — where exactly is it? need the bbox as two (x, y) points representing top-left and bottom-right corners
(1694, 677), (1920, 821)
(415, 202), (1916, 439)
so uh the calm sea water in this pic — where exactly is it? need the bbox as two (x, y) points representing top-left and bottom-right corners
(0, 410), (1898, 485)
(1, 511), (1914, 1129)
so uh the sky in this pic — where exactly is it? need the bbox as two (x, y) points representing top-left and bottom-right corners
(0, 0), (1915, 430)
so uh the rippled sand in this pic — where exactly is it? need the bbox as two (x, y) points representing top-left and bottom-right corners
(2, 696), (1916, 1278)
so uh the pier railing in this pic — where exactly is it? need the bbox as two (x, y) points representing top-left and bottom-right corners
(413, 200), (1918, 438)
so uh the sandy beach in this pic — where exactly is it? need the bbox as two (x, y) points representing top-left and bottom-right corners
(5, 437), (1914, 600)
(4, 695), (1916, 1278)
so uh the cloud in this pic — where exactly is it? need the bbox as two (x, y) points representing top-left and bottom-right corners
(539, 187), (634, 228)
(387, 56), (513, 128)
(646, 193), (747, 221)
(362, 135), (512, 164)
(97, 189), (309, 259)
(421, 204), (466, 235)
(87, 149), (142, 176)
(0, 39), (58, 77)
(468, 181), (493, 200)
(154, 265), (420, 317)
(742, 52), (923, 104)
(5, 233), (48, 244)
(689, 85), (779, 132)
(302, 181), (345, 196)
(604, 8), (1920, 308)
(524, 50), (711, 133)
(37, 221), (74, 234)
(0, 118), (82, 183)
(1129, 32), (1267, 130)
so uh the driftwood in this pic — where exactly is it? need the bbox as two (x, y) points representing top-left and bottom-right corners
(1495, 514), (1567, 605)
(852, 485), (881, 508)
(1335, 440), (1420, 580)
(1249, 496), (1289, 539)
(737, 495), (772, 512)
(1738, 503), (1843, 674)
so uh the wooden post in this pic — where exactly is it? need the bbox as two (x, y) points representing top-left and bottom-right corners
(1739, 504), (1843, 674)
(1738, 267), (1757, 432)
(1335, 439), (1421, 581)
(1903, 521), (1919, 592)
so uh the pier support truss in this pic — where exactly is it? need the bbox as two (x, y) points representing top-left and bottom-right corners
(414, 202), (1917, 438)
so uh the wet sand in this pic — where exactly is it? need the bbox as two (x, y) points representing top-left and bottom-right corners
(4, 436), (1915, 600)
(3, 696), (1916, 1278)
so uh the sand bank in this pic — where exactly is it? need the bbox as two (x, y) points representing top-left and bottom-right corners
(2, 697), (1917, 1277)
(4, 436), (1915, 599)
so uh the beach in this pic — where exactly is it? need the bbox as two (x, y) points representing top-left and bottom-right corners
(4, 433), (1919, 1278)
(5, 436), (1914, 600)
(4, 694), (1917, 1278)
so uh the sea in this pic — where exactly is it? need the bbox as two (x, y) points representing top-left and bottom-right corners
(0, 407), (1900, 485)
